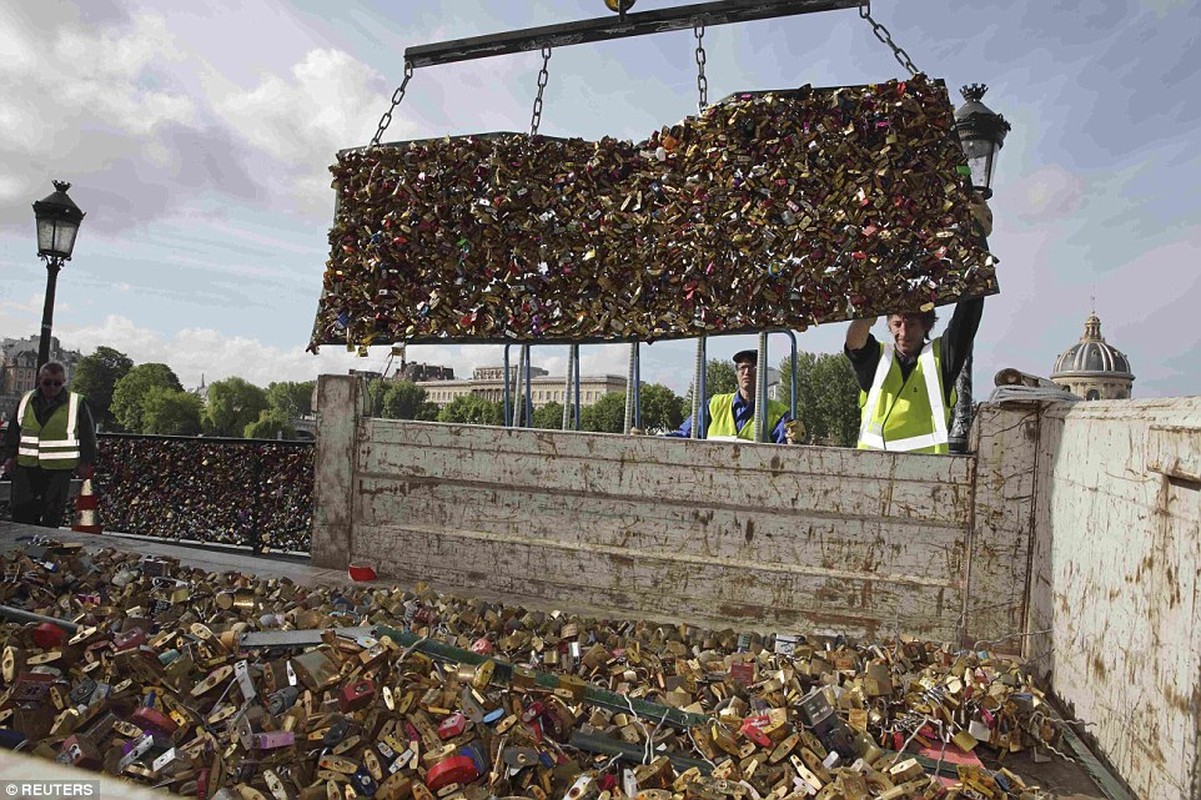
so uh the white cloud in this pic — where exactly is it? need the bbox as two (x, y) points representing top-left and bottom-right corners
(209, 48), (387, 209)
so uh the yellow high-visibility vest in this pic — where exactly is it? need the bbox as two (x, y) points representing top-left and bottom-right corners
(706, 393), (789, 442)
(15, 390), (82, 470)
(857, 339), (955, 454)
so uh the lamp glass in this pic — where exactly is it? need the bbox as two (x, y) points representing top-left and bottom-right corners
(960, 136), (998, 193)
(36, 215), (80, 260)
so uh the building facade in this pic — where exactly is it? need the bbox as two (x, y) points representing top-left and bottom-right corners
(0, 335), (83, 421)
(416, 365), (627, 409)
(1050, 311), (1134, 400)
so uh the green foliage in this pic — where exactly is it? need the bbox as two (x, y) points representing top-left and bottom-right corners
(110, 363), (184, 433)
(776, 352), (862, 446)
(532, 401), (566, 429)
(202, 377), (268, 437)
(684, 358), (738, 409)
(382, 381), (435, 420)
(72, 346), (133, 431)
(141, 388), (203, 436)
(637, 383), (685, 433)
(437, 394), (504, 426)
(245, 408), (297, 439)
(580, 392), (626, 433)
(265, 381), (315, 419)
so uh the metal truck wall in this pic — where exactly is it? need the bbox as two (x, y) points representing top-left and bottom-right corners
(313, 375), (1036, 645)
(1027, 396), (1201, 800)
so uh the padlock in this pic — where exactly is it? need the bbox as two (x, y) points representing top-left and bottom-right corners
(57, 733), (103, 770)
(338, 678), (375, 713)
(437, 711), (467, 740)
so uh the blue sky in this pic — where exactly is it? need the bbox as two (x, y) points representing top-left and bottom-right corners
(1, 0), (1197, 397)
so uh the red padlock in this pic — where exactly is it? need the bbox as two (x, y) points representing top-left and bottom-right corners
(339, 679), (376, 713)
(740, 715), (773, 748)
(57, 734), (102, 770)
(470, 637), (493, 656)
(32, 622), (66, 650)
(728, 661), (755, 687)
(427, 755), (481, 791)
(438, 711), (467, 740)
(520, 701), (544, 724)
(112, 627), (147, 652)
(131, 706), (179, 736)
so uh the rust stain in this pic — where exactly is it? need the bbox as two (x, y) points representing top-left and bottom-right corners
(744, 518), (755, 543)
(769, 454), (783, 474)
(609, 553), (636, 568)
(1091, 653), (1107, 681)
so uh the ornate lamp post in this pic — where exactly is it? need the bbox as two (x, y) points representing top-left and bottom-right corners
(32, 181), (86, 370)
(949, 85), (1010, 452)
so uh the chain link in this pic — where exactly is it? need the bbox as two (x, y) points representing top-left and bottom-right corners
(694, 25), (708, 112)
(370, 61), (414, 147)
(858, 1), (921, 78)
(529, 46), (552, 136)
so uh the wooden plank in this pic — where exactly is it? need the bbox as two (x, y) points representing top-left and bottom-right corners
(311, 376), (364, 569)
(358, 443), (972, 527)
(355, 524), (963, 640)
(357, 477), (968, 578)
(1032, 397), (1201, 800)
(964, 402), (1040, 648)
(361, 419), (974, 484)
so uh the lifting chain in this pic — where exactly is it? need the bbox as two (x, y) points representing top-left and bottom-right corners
(370, 60), (415, 147)
(529, 46), (553, 136)
(859, 1), (921, 78)
(693, 24), (708, 112)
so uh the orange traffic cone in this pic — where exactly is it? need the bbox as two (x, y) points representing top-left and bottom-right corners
(72, 478), (102, 534)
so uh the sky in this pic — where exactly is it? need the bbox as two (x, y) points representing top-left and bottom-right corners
(1, 0), (1198, 398)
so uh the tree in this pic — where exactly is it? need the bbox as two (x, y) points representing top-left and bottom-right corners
(437, 394), (503, 426)
(111, 363), (184, 433)
(776, 352), (862, 446)
(683, 358), (738, 410)
(266, 381), (315, 419)
(580, 392), (626, 433)
(245, 408), (297, 439)
(142, 388), (203, 436)
(203, 377), (268, 437)
(72, 346), (133, 430)
(638, 383), (685, 433)
(380, 381), (433, 420)
(532, 401), (565, 429)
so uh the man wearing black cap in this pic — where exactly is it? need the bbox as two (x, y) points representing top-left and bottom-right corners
(666, 349), (795, 443)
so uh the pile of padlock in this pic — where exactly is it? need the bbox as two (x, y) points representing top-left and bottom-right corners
(313, 74), (998, 351)
(96, 438), (314, 552)
(1, 541), (1063, 799)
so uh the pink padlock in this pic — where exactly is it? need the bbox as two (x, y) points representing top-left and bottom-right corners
(470, 637), (493, 656)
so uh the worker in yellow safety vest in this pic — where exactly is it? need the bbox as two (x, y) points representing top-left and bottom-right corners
(1, 361), (97, 528)
(667, 349), (800, 444)
(843, 197), (993, 454)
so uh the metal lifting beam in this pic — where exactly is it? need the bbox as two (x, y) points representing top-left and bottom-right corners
(404, 0), (861, 69)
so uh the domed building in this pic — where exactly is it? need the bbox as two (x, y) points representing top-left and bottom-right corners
(1051, 311), (1134, 400)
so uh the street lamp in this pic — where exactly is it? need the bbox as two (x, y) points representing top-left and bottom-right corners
(949, 85), (1010, 453)
(954, 84), (1011, 200)
(32, 180), (85, 370)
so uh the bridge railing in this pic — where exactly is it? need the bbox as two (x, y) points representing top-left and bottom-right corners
(90, 433), (314, 553)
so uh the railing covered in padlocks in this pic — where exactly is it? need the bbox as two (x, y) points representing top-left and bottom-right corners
(92, 433), (314, 554)
(312, 75), (997, 352)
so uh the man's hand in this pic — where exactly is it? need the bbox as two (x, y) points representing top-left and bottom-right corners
(2, 458), (13, 477)
(969, 193), (993, 238)
(75, 463), (94, 480)
(784, 419), (806, 445)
